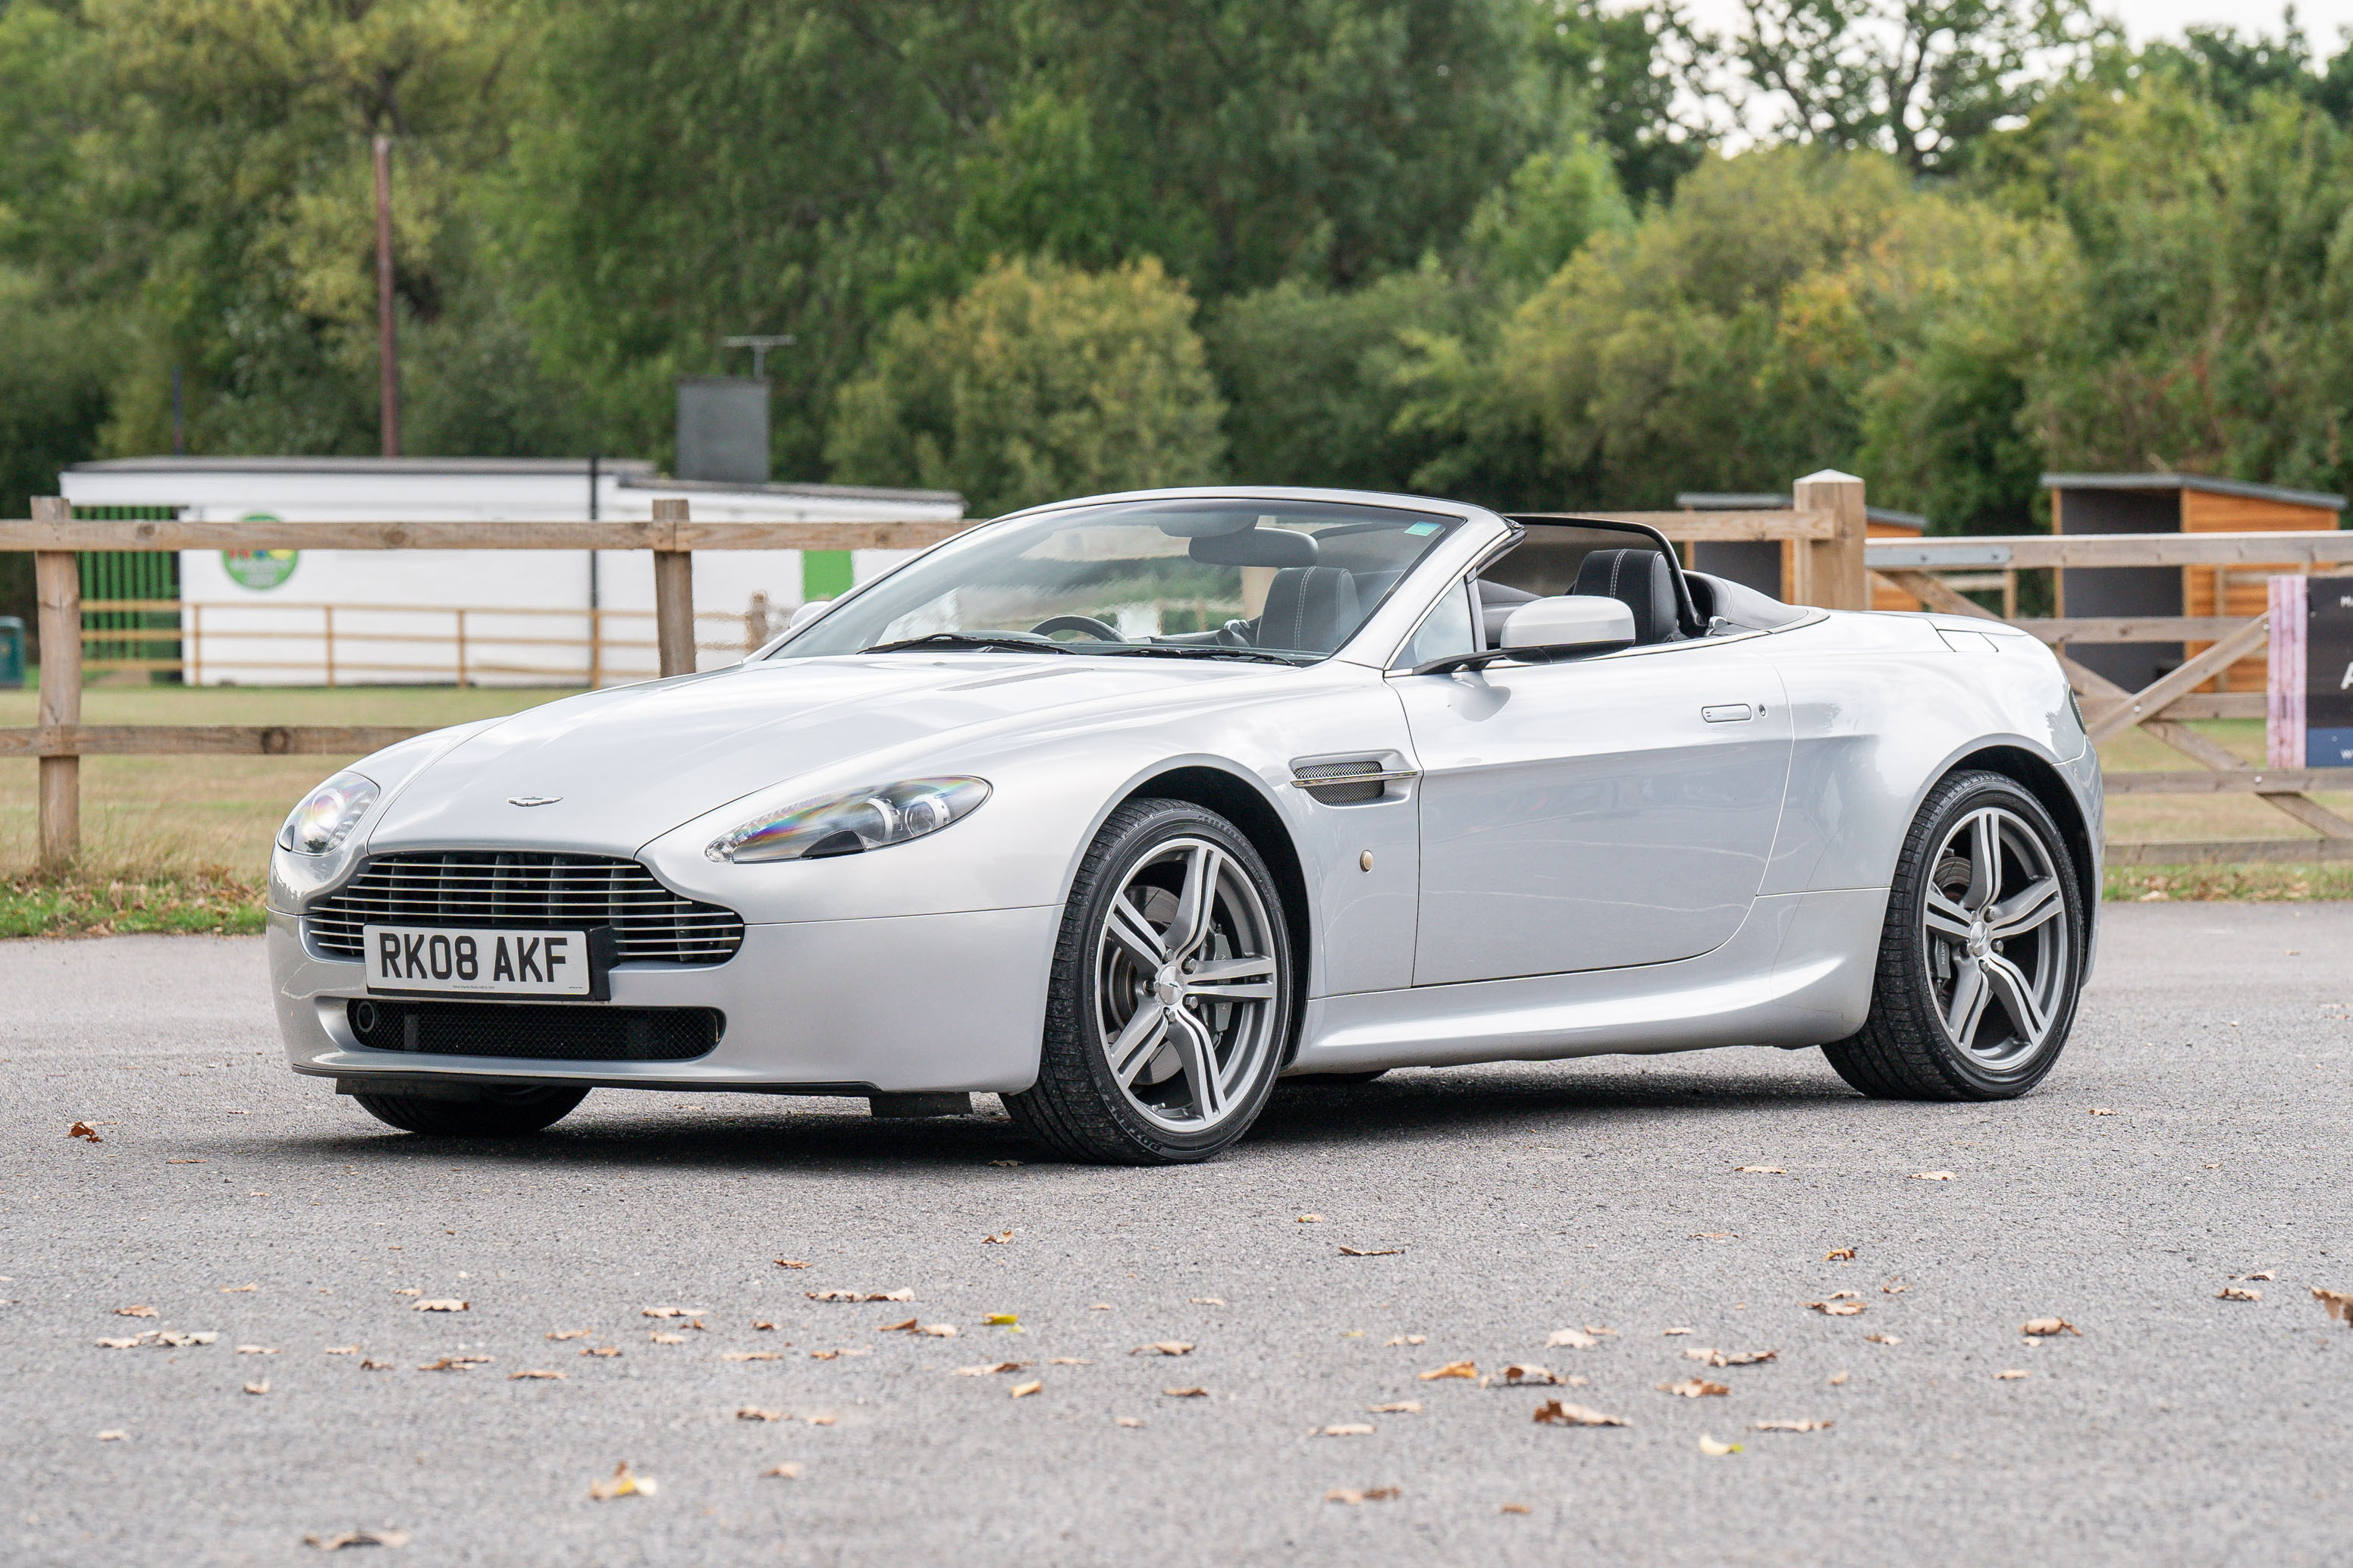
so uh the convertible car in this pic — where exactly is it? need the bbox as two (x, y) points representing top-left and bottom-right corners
(268, 488), (2102, 1163)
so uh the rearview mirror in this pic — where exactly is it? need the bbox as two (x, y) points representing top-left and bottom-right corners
(1499, 595), (1636, 654)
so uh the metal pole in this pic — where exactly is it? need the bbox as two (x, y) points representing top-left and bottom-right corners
(587, 453), (601, 687)
(372, 134), (401, 458)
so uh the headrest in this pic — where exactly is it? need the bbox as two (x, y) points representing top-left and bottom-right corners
(1257, 567), (1361, 654)
(1571, 548), (1683, 643)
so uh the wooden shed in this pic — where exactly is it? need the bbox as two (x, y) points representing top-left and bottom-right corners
(2044, 472), (2345, 692)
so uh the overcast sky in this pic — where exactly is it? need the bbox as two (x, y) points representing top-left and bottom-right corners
(1664, 1), (2353, 49)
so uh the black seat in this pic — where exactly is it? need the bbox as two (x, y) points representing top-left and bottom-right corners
(1573, 548), (1684, 644)
(1256, 566), (1362, 654)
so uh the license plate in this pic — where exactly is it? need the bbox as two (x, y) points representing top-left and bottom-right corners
(364, 926), (591, 997)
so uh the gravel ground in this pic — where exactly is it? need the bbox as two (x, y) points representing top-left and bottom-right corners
(3, 905), (2348, 1566)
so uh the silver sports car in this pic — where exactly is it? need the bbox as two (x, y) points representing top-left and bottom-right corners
(268, 488), (2102, 1163)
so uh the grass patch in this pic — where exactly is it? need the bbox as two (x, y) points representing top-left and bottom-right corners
(0, 871), (265, 937)
(2104, 864), (2353, 902)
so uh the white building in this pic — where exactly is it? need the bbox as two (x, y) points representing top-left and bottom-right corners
(58, 457), (964, 686)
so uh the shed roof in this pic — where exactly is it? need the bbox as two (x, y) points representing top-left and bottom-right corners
(2040, 471), (2345, 512)
(70, 456), (657, 477)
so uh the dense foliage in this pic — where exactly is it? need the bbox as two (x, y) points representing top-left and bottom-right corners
(7, 0), (2353, 547)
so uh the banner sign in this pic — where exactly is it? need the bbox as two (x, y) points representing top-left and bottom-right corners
(2270, 573), (2353, 767)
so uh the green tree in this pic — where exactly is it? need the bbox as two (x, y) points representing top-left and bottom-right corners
(827, 256), (1227, 516)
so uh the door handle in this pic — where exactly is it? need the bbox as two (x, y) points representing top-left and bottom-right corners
(1701, 704), (1753, 723)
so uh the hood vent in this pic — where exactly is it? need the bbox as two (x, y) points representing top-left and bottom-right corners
(1290, 758), (1414, 805)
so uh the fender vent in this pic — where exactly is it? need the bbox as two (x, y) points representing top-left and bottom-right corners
(1291, 760), (1388, 805)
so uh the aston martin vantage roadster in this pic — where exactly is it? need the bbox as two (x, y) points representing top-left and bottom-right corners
(268, 488), (2101, 1163)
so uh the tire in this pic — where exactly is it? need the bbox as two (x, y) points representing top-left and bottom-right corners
(351, 1084), (589, 1136)
(1823, 771), (2085, 1100)
(1283, 1069), (1388, 1087)
(1005, 799), (1294, 1164)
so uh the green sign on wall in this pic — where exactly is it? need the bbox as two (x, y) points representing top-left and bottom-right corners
(222, 513), (297, 589)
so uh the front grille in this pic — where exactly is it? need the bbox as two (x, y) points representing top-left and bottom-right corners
(347, 998), (723, 1062)
(306, 851), (743, 965)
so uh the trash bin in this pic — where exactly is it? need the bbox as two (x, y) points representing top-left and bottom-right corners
(0, 616), (22, 689)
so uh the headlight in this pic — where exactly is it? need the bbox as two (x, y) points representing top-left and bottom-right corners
(707, 776), (990, 864)
(277, 771), (378, 855)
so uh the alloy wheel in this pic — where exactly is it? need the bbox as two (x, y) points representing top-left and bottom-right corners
(1920, 804), (2071, 1071)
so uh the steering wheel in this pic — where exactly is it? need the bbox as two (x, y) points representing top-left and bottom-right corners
(1030, 614), (1125, 643)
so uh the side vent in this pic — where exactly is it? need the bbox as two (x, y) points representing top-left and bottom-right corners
(1289, 759), (1414, 805)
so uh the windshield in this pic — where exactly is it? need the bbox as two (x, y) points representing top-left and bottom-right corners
(772, 497), (1462, 664)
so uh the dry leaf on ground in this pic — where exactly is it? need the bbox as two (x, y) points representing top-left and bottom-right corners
(1827, 1370), (1849, 1386)
(1883, 1280), (1909, 1294)
(158, 1331), (215, 1347)
(1912, 1171), (1956, 1181)
(1825, 1248), (1856, 1262)
(805, 1413), (839, 1426)
(1583, 1325), (1619, 1337)
(167, 1159), (206, 1165)
(1657, 1378), (1730, 1398)
(737, 1407), (786, 1422)
(955, 1361), (1031, 1375)
(774, 1259), (809, 1269)
(588, 1463), (657, 1501)
(1338, 1246), (1404, 1257)
(1324, 1488), (1400, 1504)
(1734, 1165), (1785, 1174)
(2237, 1272), (2276, 1281)
(325, 1347), (357, 1356)
(1368, 1401), (1422, 1414)
(2088, 1107), (2116, 1116)
(95, 1337), (146, 1350)
(1385, 1334), (1428, 1347)
(1418, 1360), (1476, 1381)
(1864, 1334), (1902, 1345)
(2217, 1286), (2261, 1301)
(1131, 1341), (1194, 1356)
(220, 1284), (258, 1294)
(417, 1356), (492, 1372)
(642, 1306), (700, 1319)
(984, 1313), (1018, 1326)
(1162, 1386), (1208, 1397)
(303, 1529), (411, 1551)
(1046, 1357), (1092, 1366)
(1752, 1419), (1833, 1432)
(1501, 1504), (1531, 1514)
(1296, 1214), (1324, 1223)
(391, 1289), (420, 1298)
(509, 1369), (565, 1381)
(580, 1346), (620, 1359)
(990, 1159), (1022, 1168)
(237, 1346), (281, 1356)
(721, 1350), (782, 1362)
(1697, 1434), (1742, 1456)
(1483, 1364), (1573, 1388)
(547, 1330), (590, 1341)
(1010, 1380), (1043, 1398)
(96, 1431), (125, 1441)
(1809, 1300), (1866, 1316)
(648, 1331), (686, 1345)
(2020, 1317), (2081, 1338)
(1190, 1297), (1225, 1306)
(1661, 1327), (1693, 1336)
(1545, 1328), (1597, 1350)
(1318, 1423), (1376, 1436)
(360, 1359), (394, 1370)
(115, 1306), (158, 1318)
(1533, 1400), (1626, 1427)
(67, 1122), (102, 1142)
(751, 1321), (777, 1331)
(1685, 1349), (1777, 1367)
(1690, 1232), (1737, 1240)
(981, 1231), (1014, 1244)
(1115, 1417), (1145, 1428)
(1995, 1369), (2030, 1380)
(761, 1463), (802, 1479)
(413, 1300), (467, 1313)
(2314, 1287), (2353, 1324)
(806, 1289), (912, 1303)
(243, 1381), (268, 1395)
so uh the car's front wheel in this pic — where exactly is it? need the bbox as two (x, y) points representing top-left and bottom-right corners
(1823, 771), (2085, 1100)
(351, 1084), (590, 1137)
(1006, 799), (1293, 1164)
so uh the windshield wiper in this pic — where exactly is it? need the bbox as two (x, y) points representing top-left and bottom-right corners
(860, 632), (1075, 656)
(1094, 643), (1310, 666)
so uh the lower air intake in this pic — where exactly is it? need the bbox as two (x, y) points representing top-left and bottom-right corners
(346, 999), (723, 1062)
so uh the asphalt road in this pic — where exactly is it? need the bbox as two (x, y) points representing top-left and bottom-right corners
(4, 905), (2349, 1566)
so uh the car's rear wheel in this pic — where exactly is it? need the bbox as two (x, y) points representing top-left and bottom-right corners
(351, 1085), (590, 1137)
(1006, 799), (1293, 1164)
(1823, 771), (2084, 1100)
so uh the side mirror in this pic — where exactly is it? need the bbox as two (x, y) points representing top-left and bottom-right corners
(786, 599), (832, 632)
(1498, 595), (1636, 654)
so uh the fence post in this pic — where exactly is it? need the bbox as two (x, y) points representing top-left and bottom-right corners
(652, 498), (695, 677)
(1793, 469), (1868, 612)
(30, 497), (80, 874)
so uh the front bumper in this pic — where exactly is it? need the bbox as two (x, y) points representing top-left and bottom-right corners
(268, 904), (1058, 1095)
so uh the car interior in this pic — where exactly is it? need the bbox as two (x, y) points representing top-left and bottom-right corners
(1475, 519), (1806, 649)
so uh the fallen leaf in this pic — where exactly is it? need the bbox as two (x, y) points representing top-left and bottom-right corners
(2239, 1272), (2276, 1281)
(243, 1380), (268, 1395)
(1827, 1371), (1849, 1386)
(642, 1306), (703, 1319)
(219, 1284), (258, 1293)
(67, 1121), (102, 1143)
(1734, 1165), (1785, 1174)
(2088, 1107), (2116, 1116)
(416, 1356), (492, 1372)
(1697, 1434), (1742, 1456)
(157, 1332), (216, 1347)
(761, 1463), (802, 1479)
(954, 1361), (1031, 1375)
(547, 1330), (591, 1341)
(877, 1318), (920, 1332)
(648, 1332), (686, 1345)
(807, 1348), (869, 1360)
(115, 1305), (158, 1319)
(236, 1345), (281, 1356)
(97, 1431), (125, 1441)
(1661, 1327), (1693, 1336)
(751, 1321), (777, 1331)
(1657, 1378), (1730, 1398)
(1826, 1290), (1862, 1300)
(1324, 1487), (1400, 1505)
(391, 1289), (421, 1297)
(1864, 1334), (1902, 1345)
(1752, 1419), (1833, 1432)
(1484, 1363), (1573, 1388)
(1583, 1324), (1619, 1338)
(510, 1369), (566, 1381)
(1090, 1303), (1112, 1311)
(1995, 1369), (2030, 1380)
(805, 1413), (838, 1426)
(737, 1407), (787, 1422)
(773, 1259), (810, 1269)
(1684, 1349), (1777, 1367)
(413, 1300), (468, 1313)
(1501, 1503), (1531, 1515)
(980, 1231), (1014, 1244)
(1368, 1401), (1422, 1414)
(1010, 1380), (1043, 1398)
(1882, 1280), (1909, 1294)
(94, 1337), (146, 1350)
(1689, 1232), (1737, 1240)
(1809, 1300), (1866, 1316)
(1417, 1360), (1476, 1381)
(1046, 1356), (1092, 1366)
(167, 1159), (206, 1165)
(1824, 1248), (1856, 1262)
(325, 1347), (358, 1356)
(2314, 1287), (2353, 1324)
(579, 1346), (620, 1358)
(1319, 1423), (1376, 1437)
(1338, 1245), (1404, 1257)
(588, 1462), (657, 1501)
(1296, 1214), (1324, 1224)
(1912, 1171), (1956, 1181)
(1533, 1400), (1626, 1427)
(2019, 1317), (2080, 1338)
(1545, 1328), (1597, 1350)
(303, 1529), (411, 1551)
(1385, 1334), (1429, 1347)
(918, 1324), (958, 1338)
(984, 1313), (1018, 1327)
(1132, 1341), (1194, 1356)
(1161, 1386), (1208, 1397)
(1190, 1297), (1225, 1306)
(1115, 1417), (1145, 1428)
(720, 1350), (782, 1362)
(807, 1289), (912, 1303)
(360, 1359), (394, 1371)
(989, 1159), (1022, 1168)
(2217, 1286), (2262, 1302)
